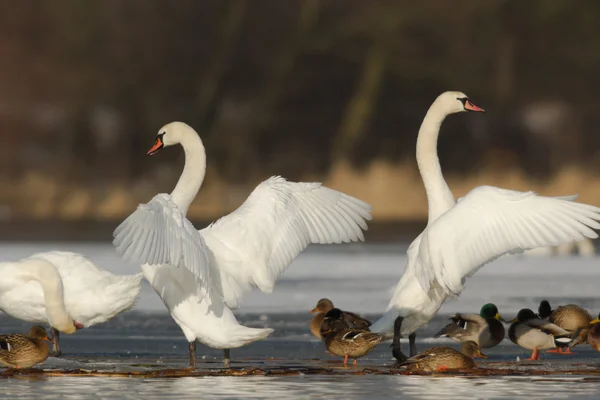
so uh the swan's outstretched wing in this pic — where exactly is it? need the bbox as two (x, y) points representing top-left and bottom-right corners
(416, 186), (600, 296)
(113, 194), (211, 294)
(201, 176), (372, 306)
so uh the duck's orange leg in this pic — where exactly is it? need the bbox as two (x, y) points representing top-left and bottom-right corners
(561, 347), (574, 354)
(353, 359), (357, 366)
(436, 366), (449, 372)
(526, 348), (540, 360)
(343, 354), (349, 365)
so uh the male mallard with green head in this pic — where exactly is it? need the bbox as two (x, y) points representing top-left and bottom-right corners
(538, 300), (591, 350)
(434, 303), (505, 350)
(508, 308), (579, 360)
(320, 308), (382, 365)
(309, 298), (371, 338)
(0, 326), (52, 369)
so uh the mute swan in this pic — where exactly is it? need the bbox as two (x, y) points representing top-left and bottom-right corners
(0, 251), (143, 356)
(113, 121), (372, 367)
(369, 91), (600, 359)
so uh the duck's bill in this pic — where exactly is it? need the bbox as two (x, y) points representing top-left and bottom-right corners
(309, 308), (319, 313)
(495, 313), (506, 322)
(477, 350), (488, 359)
(464, 100), (485, 112)
(508, 317), (518, 323)
(590, 318), (600, 325)
(147, 136), (164, 155)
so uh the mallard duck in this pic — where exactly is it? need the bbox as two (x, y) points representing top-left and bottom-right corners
(310, 298), (371, 338)
(320, 308), (381, 365)
(587, 313), (600, 351)
(434, 303), (506, 350)
(537, 300), (591, 349)
(0, 326), (51, 368)
(395, 341), (485, 372)
(508, 308), (579, 360)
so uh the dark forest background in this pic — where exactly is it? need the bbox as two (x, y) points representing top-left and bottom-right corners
(1, 0), (600, 228)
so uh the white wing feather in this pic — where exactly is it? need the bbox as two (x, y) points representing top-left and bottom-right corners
(201, 176), (372, 306)
(113, 194), (212, 294)
(416, 186), (600, 296)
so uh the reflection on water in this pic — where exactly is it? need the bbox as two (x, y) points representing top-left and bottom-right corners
(2, 375), (599, 400)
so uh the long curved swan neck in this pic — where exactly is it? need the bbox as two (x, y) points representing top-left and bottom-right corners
(416, 104), (456, 223)
(18, 259), (76, 333)
(171, 132), (207, 214)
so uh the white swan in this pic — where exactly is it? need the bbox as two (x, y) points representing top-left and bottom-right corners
(113, 121), (372, 367)
(369, 91), (600, 358)
(0, 251), (143, 356)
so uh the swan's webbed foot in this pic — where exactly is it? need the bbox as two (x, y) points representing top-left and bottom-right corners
(189, 341), (197, 368)
(50, 327), (62, 357)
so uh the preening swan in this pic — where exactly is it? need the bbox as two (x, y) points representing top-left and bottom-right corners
(113, 121), (372, 367)
(369, 91), (600, 359)
(0, 251), (143, 356)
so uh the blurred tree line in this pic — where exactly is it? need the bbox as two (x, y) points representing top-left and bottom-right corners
(1, 0), (600, 220)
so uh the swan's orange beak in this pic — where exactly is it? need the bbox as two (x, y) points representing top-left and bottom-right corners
(147, 136), (164, 155)
(464, 100), (485, 112)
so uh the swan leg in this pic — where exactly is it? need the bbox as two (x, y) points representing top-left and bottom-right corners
(392, 316), (408, 362)
(224, 348), (231, 368)
(409, 332), (417, 357)
(50, 328), (62, 357)
(188, 341), (196, 368)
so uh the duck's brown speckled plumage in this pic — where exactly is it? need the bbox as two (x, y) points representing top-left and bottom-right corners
(394, 341), (484, 373)
(309, 298), (371, 338)
(538, 300), (592, 346)
(0, 326), (51, 368)
(586, 314), (600, 351)
(319, 308), (381, 365)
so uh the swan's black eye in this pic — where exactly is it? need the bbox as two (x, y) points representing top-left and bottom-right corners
(457, 97), (468, 105)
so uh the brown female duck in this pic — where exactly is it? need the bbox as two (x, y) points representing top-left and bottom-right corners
(320, 308), (382, 365)
(0, 326), (52, 368)
(395, 341), (485, 372)
(310, 298), (371, 338)
(538, 300), (591, 350)
(586, 313), (600, 351)
(394, 316), (485, 372)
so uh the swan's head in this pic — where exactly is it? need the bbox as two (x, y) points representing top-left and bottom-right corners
(436, 91), (485, 115)
(147, 121), (196, 155)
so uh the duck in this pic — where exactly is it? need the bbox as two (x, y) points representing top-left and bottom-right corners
(320, 309), (382, 365)
(395, 341), (484, 373)
(368, 91), (600, 359)
(434, 303), (506, 349)
(586, 313), (600, 351)
(394, 315), (483, 372)
(309, 298), (371, 338)
(0, 326), (52, 368)
(537, 300), (592, 349)
(508, 308), (578, 360)
(0, 251), (142, 356)
(112, 122), (372, 368)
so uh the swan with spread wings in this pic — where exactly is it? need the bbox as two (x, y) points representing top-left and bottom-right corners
(113, 122), (372, 367)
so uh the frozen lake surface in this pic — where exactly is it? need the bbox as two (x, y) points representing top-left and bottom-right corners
(1, 242), (600, 399)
